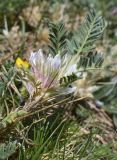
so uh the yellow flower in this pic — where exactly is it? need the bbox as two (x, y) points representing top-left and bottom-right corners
(15, 57), (30, 69)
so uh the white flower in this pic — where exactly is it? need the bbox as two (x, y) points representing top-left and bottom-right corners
(29, 49), (61, 89)
(25, 49), (79, 96)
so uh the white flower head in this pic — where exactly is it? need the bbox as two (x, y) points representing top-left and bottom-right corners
(27, 49), (61, 93)
(25, 49), (79, 97)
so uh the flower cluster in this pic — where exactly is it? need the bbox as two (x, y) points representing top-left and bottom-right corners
(24, 49), (78, 97)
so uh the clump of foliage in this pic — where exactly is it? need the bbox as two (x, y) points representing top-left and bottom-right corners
(1, 1), (117, 158)
(0, 9), (107, 159)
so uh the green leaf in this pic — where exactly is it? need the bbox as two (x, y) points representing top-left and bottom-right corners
(67, 9), (106, 55)
(49, 22), (67, 56)
(60, 72), (78, 86)
(78, 51), (104, 69)
(65, 9), (106, 71)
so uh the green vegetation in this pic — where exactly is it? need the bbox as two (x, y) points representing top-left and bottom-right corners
(0, 0), (117, 159)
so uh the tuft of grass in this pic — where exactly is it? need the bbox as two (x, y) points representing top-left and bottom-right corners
(18, 118), (117, 160)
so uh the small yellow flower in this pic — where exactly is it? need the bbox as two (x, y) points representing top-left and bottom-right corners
(15, 57), (30, 69)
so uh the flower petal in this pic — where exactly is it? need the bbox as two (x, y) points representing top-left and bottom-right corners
(52, 54), (61, 69)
